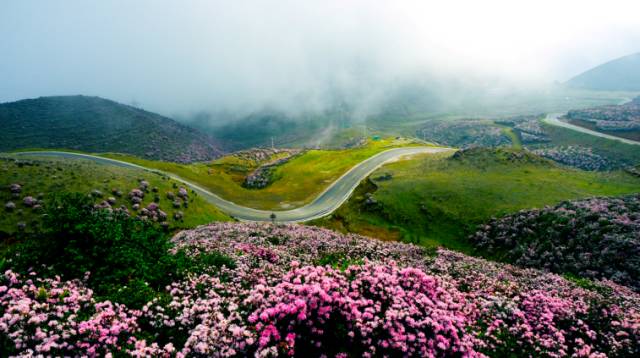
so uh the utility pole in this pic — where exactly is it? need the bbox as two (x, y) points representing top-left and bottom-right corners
(271, 136), (274, 150)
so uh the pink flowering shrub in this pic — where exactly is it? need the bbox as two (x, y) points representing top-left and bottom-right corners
(2, 222), (640, 356)
(471, 195), (640, 290)
(0, 271), (139, 357)
(248, 263), (479, 357)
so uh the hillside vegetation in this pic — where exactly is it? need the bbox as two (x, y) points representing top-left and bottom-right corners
(472, 194), (640, 290)
(102, 137), (425, 210)
(0, 96), (222, 163)
(539, 121), (640, 167)
(313, 148), (640, 252)
(495, 112), (640, 170)
(0, 154), (230, 238)
(564, 96), (640, 141)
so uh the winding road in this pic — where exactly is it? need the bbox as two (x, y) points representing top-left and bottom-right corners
(10, 147), (452, 222)
(542, 113), (640, 146)
(542, 97), (640, 146)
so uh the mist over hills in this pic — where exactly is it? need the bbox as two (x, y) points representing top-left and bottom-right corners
(566, 52), (640, 91)
(0, 96), (223, 162)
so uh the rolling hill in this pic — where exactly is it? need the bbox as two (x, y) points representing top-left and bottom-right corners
(0, 154), (231, 238)
(566, 52), (640, 91)
(0, 96), (223, 162)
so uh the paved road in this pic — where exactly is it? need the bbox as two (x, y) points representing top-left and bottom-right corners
(542, 113), (640, 146)
(10, 147), (452, 222)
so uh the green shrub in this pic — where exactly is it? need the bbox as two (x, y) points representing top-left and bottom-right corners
(315, 252), (364, 271)
(175, 249), (236, 275)
(2, 193), (234, 308)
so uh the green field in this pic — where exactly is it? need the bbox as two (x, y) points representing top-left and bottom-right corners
(102, 137), (427, 210)
(312, 148), (640, 253)
(0, 155), (231, 237)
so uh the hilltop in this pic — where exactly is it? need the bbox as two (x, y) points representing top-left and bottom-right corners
(0, 96), (223, 162)
(566, 52), (640, 91)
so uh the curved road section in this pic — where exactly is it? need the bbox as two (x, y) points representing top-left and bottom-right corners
(10, 147), (451, 222)
(543, 113), (640, 146)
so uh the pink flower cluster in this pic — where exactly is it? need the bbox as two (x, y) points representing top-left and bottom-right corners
(247, 263), (479, 357)
(0, 271), (139, 357)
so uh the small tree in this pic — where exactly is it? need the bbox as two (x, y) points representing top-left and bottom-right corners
(270, 212), (277, 224)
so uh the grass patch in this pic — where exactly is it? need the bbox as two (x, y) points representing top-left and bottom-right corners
(563, 273), (614, 296)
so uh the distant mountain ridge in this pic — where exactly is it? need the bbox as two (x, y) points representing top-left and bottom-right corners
(566, 52), (640, 91)
(0, 96), (223, 162)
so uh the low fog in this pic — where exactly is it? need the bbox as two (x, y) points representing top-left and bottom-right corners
(1, 0), (639, 121)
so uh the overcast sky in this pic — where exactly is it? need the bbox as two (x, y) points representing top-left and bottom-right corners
(1, 0), (639, 116)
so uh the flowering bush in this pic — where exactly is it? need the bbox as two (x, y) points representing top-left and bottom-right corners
(9, 183), (22, 194)
(4, 201), (15, 212)
(3, 193), (188, 309)
(507, 116), (551, 144)
(471, 194), (640, 290)
(2, 222), (640, 356)
(22, 196), (36, 207)
(519, 131), (550, 144)
(247, 263), (478, 357)
(0, 271), (140, 357)
(532, 145), (613, 171)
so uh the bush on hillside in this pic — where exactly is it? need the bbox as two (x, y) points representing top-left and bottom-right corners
(471, 194), (640, 290)
(532, 145), (613, 171)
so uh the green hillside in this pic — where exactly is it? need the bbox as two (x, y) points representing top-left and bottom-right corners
(0, 96), (223, 163)
(312, 148), (640, 253)
(0, 154), (231, 238)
